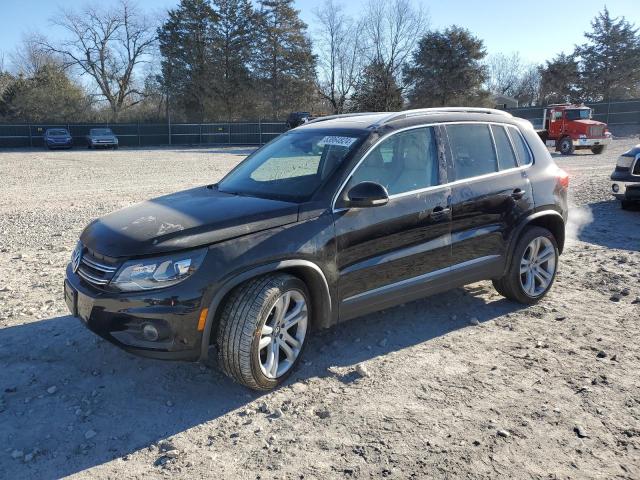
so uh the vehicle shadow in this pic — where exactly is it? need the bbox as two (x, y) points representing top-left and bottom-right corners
(578, 199), (640, 251)
(0, 284), (524, 478)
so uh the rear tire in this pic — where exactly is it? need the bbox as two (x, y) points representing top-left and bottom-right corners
(217, 273), (310, 390)
(621, 200), (633, 210)
(493, 226), (559, 304)
(591, 145), (605, 154)
(558, 137), (574, 155)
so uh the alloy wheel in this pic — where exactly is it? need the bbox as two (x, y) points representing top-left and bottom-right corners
(258, 290), (308, 379)
(520, 236), (557, 297)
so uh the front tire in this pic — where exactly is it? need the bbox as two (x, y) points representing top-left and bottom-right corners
(591, 145), (605, 154)
(493, 226), (559, 304)
(217, 273), (310, 390)
(558, 137), (574, 155)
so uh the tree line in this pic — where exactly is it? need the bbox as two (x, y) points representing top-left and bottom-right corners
(0, 1), (639, 124)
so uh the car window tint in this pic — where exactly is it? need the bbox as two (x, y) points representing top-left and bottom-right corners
(491, 125), (518, 170)
(349, 127), (439, 196)
(447, 124), (498, 180)
(507, 126), (533, 165)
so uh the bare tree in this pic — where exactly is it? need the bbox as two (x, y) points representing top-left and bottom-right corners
(11, 33), (61, 76)
(486, 53), (524, 97)
(486, 52), (541, 106)
(43, 0), (156, 121)
(362, 0), (428, 82)
(314, 0), (363, 114)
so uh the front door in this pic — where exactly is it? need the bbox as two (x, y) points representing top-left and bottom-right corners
(332, 125), (452, 320)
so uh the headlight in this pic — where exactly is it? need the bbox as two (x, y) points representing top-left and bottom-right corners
(111, 248), (207, 291)
(616, 156), (634, 168)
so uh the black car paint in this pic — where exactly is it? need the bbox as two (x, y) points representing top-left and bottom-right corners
(66, 111), (568, 362)
(80, 187), (300, 257)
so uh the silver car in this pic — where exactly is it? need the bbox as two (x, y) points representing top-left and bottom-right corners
(86, 128), (119, 149)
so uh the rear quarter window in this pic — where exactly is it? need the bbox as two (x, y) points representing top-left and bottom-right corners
(491, 125), (518, 170)
(507, 126), (533, 165)
(446, 124), (498, 180)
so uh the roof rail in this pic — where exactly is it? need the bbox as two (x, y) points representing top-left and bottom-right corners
(305, 112), (381, 125)
(379, 107), (512, 125)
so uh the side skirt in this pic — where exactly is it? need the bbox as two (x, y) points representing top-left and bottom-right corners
(339, 255), (503, 321)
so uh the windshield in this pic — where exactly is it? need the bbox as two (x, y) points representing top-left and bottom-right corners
(47, 129), (69, 136)
(90, 128), (113, 136)
(565, 109), (591, 121)
(218, 129), (367, 202)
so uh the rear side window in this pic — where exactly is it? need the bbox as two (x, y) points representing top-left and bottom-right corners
(491, 125), (518, 170)
(507, 126), (533, 165)
(446, 124), (498, 180)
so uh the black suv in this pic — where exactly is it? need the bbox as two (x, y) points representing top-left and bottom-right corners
(65, 108), (569, 390)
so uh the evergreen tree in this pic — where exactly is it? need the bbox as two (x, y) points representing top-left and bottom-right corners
(254, 0), (316, 118)
(211, 0), (255, 120)
(158, 0), (218, 121)
(403, 26), (489, 107)
(539, 53), (581, 105)
(350, 60), (403, 112)
(576, 8), (640, 101)
(0, 64), (87, 122)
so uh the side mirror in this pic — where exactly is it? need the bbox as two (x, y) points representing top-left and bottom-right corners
(345, 181), (389, 208)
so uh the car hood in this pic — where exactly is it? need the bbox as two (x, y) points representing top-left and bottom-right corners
(574, 119), (606, 127)
(80, 187), (300, 257)
(90, 135), (116, 139)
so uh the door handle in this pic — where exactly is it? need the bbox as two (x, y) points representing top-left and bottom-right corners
(511, 188), (525, 200)
(430, 205), (451, 220)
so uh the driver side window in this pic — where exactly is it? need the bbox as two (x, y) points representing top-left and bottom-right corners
(348, 127), (439, 196)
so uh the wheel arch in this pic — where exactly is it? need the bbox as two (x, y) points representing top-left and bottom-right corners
(504, 210), (566, 276)
(199, 259), (332, 361)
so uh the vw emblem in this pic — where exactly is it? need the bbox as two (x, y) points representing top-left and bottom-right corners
(72, 247), (82, 273)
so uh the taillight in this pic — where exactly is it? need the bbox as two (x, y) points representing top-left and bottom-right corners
(558, 169), (569, 189)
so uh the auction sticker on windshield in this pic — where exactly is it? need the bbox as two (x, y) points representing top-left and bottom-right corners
(319, 136), (358, 148)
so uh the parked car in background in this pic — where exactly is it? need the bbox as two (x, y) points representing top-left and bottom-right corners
(65, 107), (568, 390)
(86, 128), (119, 149)
(44, 128), (73, 149)
(611, 144), (640, 209)
(286, 111), (313, 129)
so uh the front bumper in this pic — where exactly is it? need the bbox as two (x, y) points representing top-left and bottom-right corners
(64, 264), (205, 361)
(611, 181), (640, 201)
(574, 136), (612, 148)
(46, 139), (72, 148)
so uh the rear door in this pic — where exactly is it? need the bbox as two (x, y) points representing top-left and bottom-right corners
(445, 123), (534, 281)
(332, 126), (452, 320)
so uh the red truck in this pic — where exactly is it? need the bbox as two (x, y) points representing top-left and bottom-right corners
(537, 103), (611, 155)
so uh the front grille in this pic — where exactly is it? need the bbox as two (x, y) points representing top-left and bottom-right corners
(77, 249), (120, 288)
(589, 125), (605, 137)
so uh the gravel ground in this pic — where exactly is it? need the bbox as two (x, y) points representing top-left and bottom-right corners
(0, 140), (639, 479)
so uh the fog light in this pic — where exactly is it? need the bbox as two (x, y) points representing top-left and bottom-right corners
(612, 183), (619, 193)
(142, 324), (160, 341)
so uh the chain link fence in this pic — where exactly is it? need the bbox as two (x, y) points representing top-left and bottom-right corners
(0, 121), (287, 148)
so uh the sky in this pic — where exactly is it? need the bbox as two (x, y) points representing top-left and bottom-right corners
(0, 0), (639, 69)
